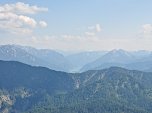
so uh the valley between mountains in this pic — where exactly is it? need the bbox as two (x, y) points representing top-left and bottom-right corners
(0, 45), (152, 73)
(0, 45), (152, 113)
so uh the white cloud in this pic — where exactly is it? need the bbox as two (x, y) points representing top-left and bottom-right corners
(0, 12), (35, 34)
(85, 32), (95, 37)
(2, 20), (152, 51)
(39, 35), (152, 51)
(39, 21), (47, 27)
(19, 15), (37, 27)
(95, 24), (101, 32)
(0, 2), (48, 14)
(88, 26), (95, 30)
(142, 24), (152, 34)
(0, 2), (48, 35)
(2, 31), (152, 51)
(88, 24), (102, 32)
(85, 24), (102, 37)
(19, 24), (152, 51)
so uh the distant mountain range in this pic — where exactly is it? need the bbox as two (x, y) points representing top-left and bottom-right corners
(0, 60), (152, 113)
(0, 44), (152, 73)
(0, 45), (106, 72)
(0, 45), (72, 72)
(81, 49), (152, 72)
(65, 51), (107, 72)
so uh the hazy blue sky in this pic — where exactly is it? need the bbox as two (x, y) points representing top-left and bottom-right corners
(0, 0), (152, 51)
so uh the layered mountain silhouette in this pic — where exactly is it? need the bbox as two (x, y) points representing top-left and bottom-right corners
(0, 60), (152, 113)
(1, 45), (152, 73)
(0, 45), (71, 72)
(0, 45), (106, 72)
(65, 51), (107, 72)
(81, 49), (152, 72)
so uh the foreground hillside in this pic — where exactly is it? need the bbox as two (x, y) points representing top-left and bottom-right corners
(0, 60), (74, 113)
(0, 60), (152, 113)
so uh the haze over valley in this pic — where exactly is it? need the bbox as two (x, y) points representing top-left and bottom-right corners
(0, 44), (152, 73)
(1, 1), (152, 113)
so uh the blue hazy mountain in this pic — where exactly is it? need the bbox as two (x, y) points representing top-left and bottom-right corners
(81, 49), (135, 71)
(1, 45), (152, 73)
(0, 45), (72, 72)
(65, 51), (107, 72)
(81, 49), (152, 72)
(130, 50), (151, 58)
(0, 45), (108, 72)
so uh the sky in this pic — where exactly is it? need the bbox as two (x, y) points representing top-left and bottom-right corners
(0, 0), (152, 51)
